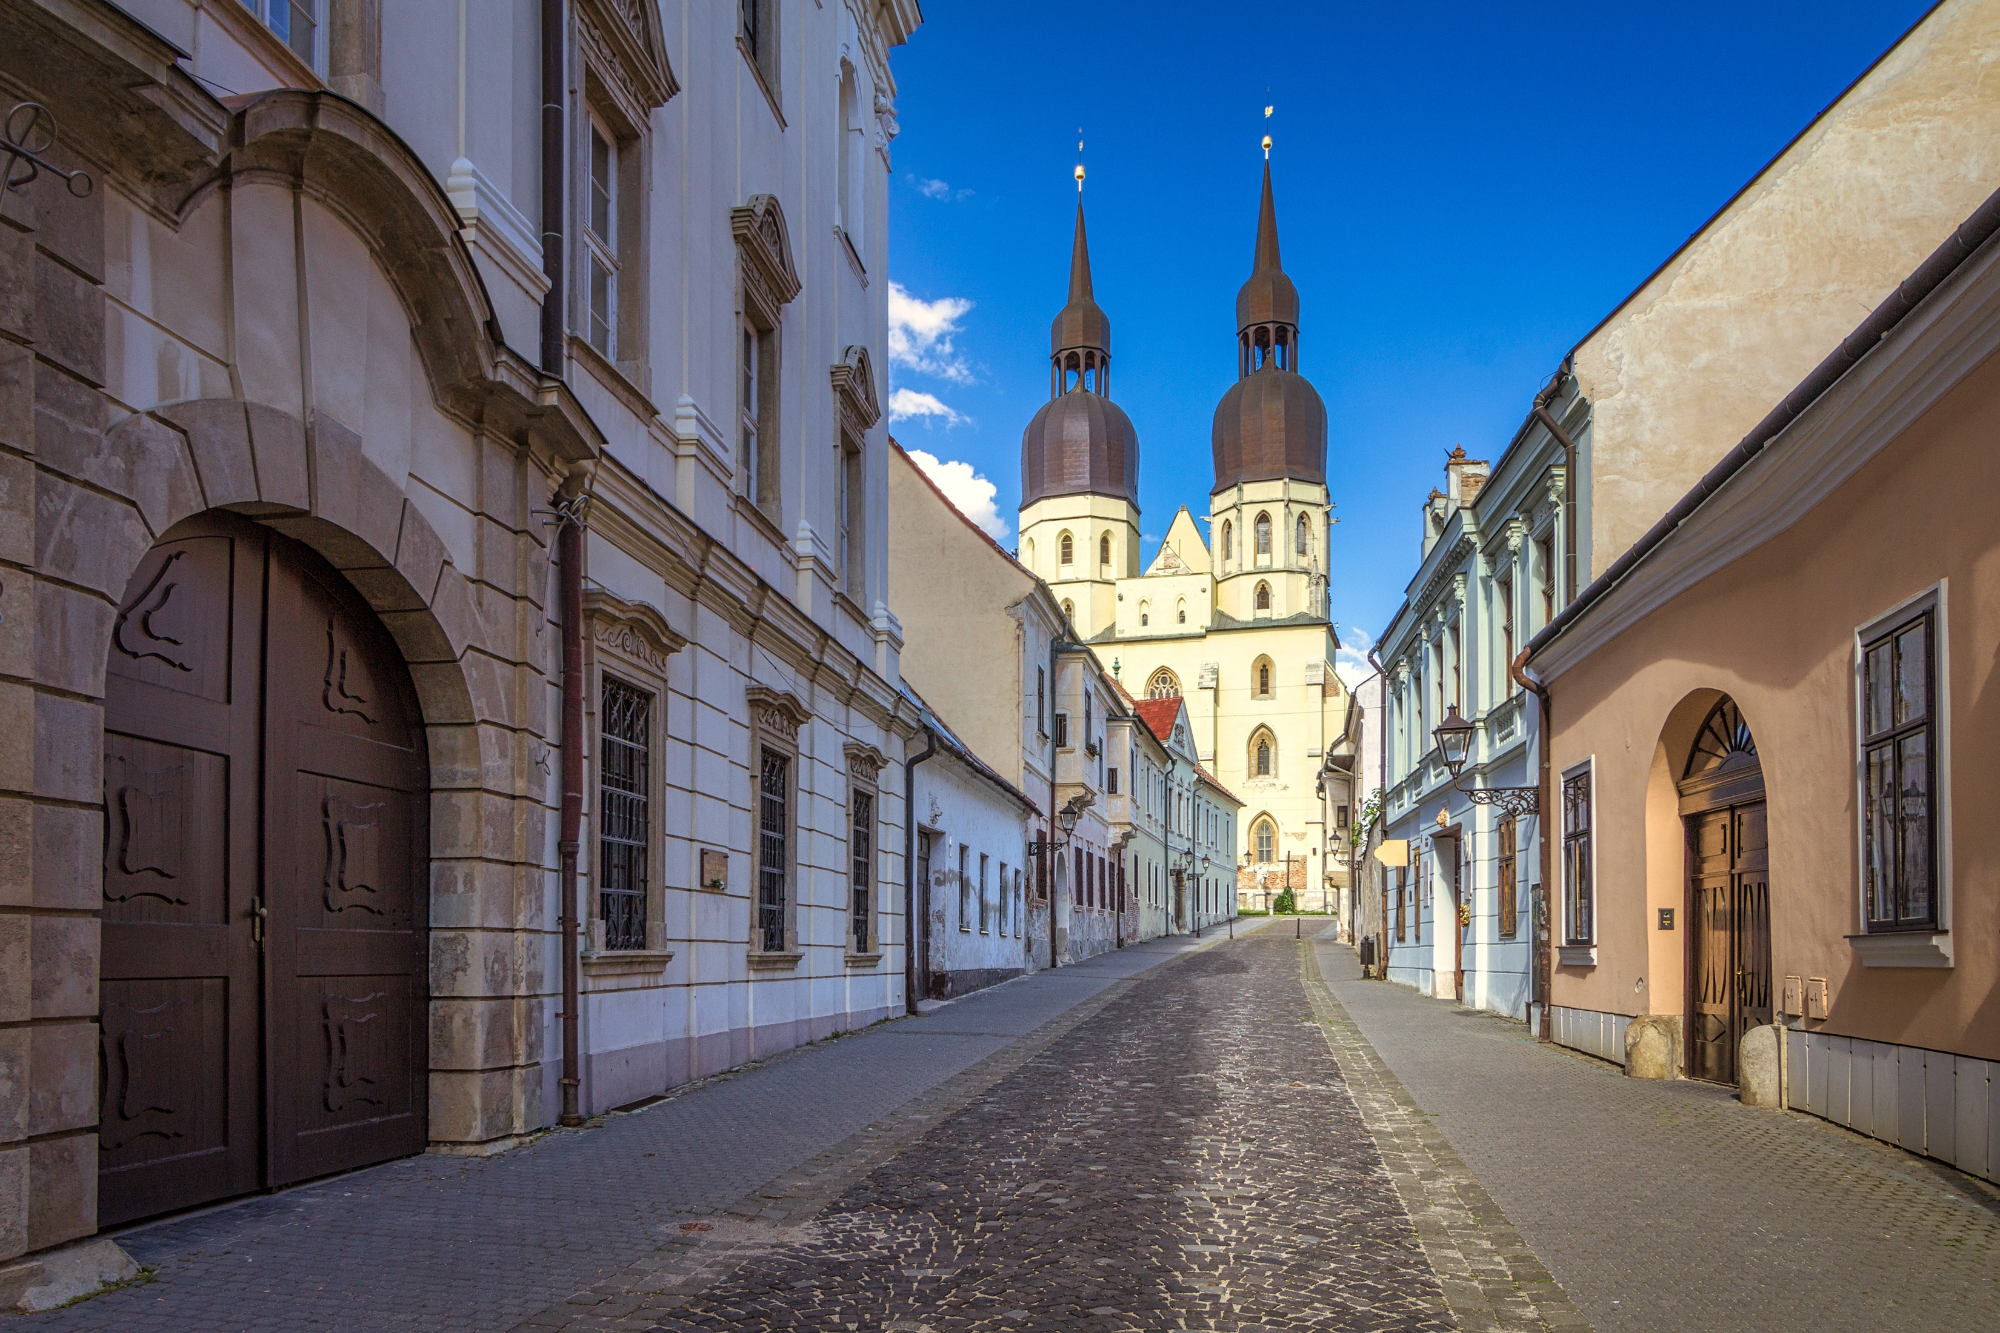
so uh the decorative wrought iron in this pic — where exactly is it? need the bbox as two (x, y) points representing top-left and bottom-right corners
(598, 677), (650, 950)
(849, 789), (873, 953)
(2, 103), (93, 198)
(757, 749), (789, 952)
(1461, 784), (1541, 820)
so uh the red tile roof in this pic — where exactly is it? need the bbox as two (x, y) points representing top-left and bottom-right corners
(1132, 696), (1184, 743)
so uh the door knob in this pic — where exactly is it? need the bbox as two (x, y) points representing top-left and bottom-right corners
(251, 898), (269, 944)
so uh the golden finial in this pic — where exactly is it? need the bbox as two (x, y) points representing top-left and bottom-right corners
(1263, 102), (1274, 159)
(1075, 129), (1085, 194)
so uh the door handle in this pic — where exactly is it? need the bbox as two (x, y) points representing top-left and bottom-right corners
(251, 897), (268, 945)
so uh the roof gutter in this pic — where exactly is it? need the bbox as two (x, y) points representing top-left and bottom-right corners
(1526, 181), (2000, 665)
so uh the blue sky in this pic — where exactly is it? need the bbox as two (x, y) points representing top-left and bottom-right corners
(883, 0), (1937, 665)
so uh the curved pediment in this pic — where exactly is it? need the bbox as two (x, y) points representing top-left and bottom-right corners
(732, 194), (802, 318)
(579, 0), (680, 114)
(831, 345), (881, 434)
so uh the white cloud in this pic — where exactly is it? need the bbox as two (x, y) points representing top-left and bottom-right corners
(888, 282), (974, 384)
(907, 448), (1007, 541)
(888, 388), (966, 427)
(909, 174), (974, 202)
(1334, 625), (1377, 689)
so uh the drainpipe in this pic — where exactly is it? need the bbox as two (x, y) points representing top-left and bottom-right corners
(1511, 646), (1552, 1041)
(555, 476), (585, 1126)
(1531, 358), (1579, 604)
(538, 0), (566, 375)
(1368, 648), (1388, 974)
(903, 724), (939, 1015)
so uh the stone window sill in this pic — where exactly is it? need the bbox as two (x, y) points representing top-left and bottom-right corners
(845, 952), (883, 969)
(581, 949), (675, 978)
(1557, 945), (1597, 968)
(1846, 931), (1951, 968)
(747, 950), (803, 971)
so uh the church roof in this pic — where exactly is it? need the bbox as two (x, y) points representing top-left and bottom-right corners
(1050, 203), (1110, 357)
(1021, 200), (1140, 509)
(1235, 163), (1300, 332)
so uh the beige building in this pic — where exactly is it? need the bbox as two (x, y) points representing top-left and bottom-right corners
(0, 0), (920, 1297)
(1014, 172), (1359, 912)
(1527, 175), (2000, 1185)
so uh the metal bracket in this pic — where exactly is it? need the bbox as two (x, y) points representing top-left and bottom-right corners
(1461, 784), (1541, 820)
(3, 103), (94, 198)
(531, 491), (590, 532)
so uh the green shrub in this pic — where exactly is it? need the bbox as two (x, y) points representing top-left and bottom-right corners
(1272, 889), (1297, 915)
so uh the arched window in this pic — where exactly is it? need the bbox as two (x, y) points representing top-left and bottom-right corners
(1062, 599), (1074, 623)
(1221, 520), (1233, 564)
(1296, 513), (1311, 559)
(1256, 740), (1271, 775)
(1254, 657), (1273, 697)
(1147, 668), (1181, 699)
(1025, 538), (1035, 569)
(1255, 582), (1272, 612)
(1177, 600), (1187, 624)
(1255, 512), (1272, 556)
(1059, 532), (1073, 565)
(1250, 727), (1276, 778)
(1139, 601), (1150, 627)
(1254, 818), (1276, 862)
(1099, 533), (1111, 566)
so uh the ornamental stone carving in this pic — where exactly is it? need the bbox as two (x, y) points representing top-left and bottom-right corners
(582, 589), (687, 675)
(747, 686), (811, 742)
(731, 195), (801, 326)
(831, 345), (882, 437)
(844, 741), (887, 784)
(578, 0), (678, 113)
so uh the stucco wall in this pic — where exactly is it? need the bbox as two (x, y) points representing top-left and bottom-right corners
(1545, 349), (2000, 1060)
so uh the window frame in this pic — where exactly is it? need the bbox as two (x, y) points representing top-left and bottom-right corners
(585, 113), (618, 358)
(1497, 813), (1518, 939)
(748, 690), (808, 959)
(845, 750), (882, 957)
(1854, 584), (1949, 940)
(1254, 581), (1272, 614)
(958, 843), (973, 932)
(247, 0), (326, 74)
(1254, 511), (1272, 559)
(1561, 760), (1594, 947)
(596, 673), (652, 952)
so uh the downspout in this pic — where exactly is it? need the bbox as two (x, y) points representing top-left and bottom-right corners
(1511, 646), (1552, 1041)
(539, 0), (566, 374)
(555, 477), (585, 1126)
(903, 724), (940, 1015)
(1531, 357), (1578, 604)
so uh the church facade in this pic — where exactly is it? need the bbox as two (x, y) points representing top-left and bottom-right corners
(1013, 167), (1360, 913)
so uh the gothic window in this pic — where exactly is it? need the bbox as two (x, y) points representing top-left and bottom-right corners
(1059, 532), (1074, 566)
(1147, 668), (1181, 699)
(1250, 727), (1276, 778)
(599, 676), (650, 950)
(1062, 599), (1074, 625)
(1296, 513), (1311, 560)
(1255, 512), (1272, 557)
(1254, 818), (1276, 863)
(1177, 600), (1187, 624)
(1139, 601), (1149, 627)
(1254, 582), (1272, 613)
(1253, 656), (1274, 698)
(1221, 520), (1233, 565)
(1099, 533), (1111, 567)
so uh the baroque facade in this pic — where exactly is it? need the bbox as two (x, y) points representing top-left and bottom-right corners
(0, 0), (920, 1285)
(1013, 168), (1359, 914)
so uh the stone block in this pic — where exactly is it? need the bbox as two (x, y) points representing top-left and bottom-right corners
(394, 501), (450, 606)
(0, 344), (32, 460)
(0, 1029), (27, 1142)
(28, 916), (97, 1020)
(31, 170), (105, 284)
(95, 412), (204, 538)
(33, 257), (103, 387)
(25, 1135), (93, 1251)
(0, 799), (26, 910)
(429, 924), (530, 999)
(241, 400), (310, 512)
(32, 693), (100, 805)
(0, 1146), (24, 1261)
(0, 1237), (141, 1313)
(430, 995), (544, 1072)
(406, 661), (476, 726)
(26, 1023), (95, 1136)
(0, 686), (28, 796)
(33, 472), (149, 601)
(0, 229), (33, 344)
(428, 1064), (542, 1144)
(159, 398), (255, 509)
(33, 582), (114, 698)
(31, 806), (98, 912)
(430, 856), (522, 931)
(1623, 1013), (1682, 1080)
(0, 919), (25, 1024)
(1739, 1024), (1781, 1108)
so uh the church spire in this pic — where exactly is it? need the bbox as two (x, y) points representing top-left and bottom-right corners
(1234, 156), (1300, 377)
(1251, 161), (1282, 282)
(1050, 197), (1111, 398)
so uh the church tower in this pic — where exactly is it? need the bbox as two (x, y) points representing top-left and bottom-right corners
(1017, 201), (1141, 638)
(1208, 161), (1331, 625)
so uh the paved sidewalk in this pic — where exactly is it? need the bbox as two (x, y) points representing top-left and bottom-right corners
(1316, 937), (2000, 1333)
(35, 927), (1264, 1333)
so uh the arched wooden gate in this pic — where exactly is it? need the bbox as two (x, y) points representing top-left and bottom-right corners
(1680, 697), (1771, 1087)
(98, 513), (430, 1225)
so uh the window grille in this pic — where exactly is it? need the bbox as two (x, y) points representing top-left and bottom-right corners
(599, 677), (650, 950)
(758, 749), (789, 952)
(850, 790), (873, 952)
(1562, 768), (1592, 945)
(1862, 610), (1936, 929)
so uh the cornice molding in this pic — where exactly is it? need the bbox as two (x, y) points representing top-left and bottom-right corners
(582, 587), (687, 674)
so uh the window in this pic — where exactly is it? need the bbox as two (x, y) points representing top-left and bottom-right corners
(1140, 603), (1149, 627)
(1537, 533), (1556, 628)
(757, 748), (790, 952)
(1255, 819), (1275, 863)
(1037, 666), (1047, 736)
(1107, 767), (1119, 795)
(1099, 533), (1111, 567)
(1221, 520), (1233, 565)
(1147, 668), (1180, 699)
(732, 195), (797, 515)
(739, 0), (779, 108)
(836, 62), (865, 254)
(839, 436), (865, 596)
(1395, 866), (1407, 941)
(1296, 513), (1311, 559)
(1060, 532), (1074, 566)
(1254, 733), (1272, 777)
(586, 120), (617, 356)
(1054, 711), (1069, 748)
(1073, 851), (1083, 905)
(1862, 607), (1937, 930)
(1336, 804), (1349, 830)
(1497, 574), (1515, 694)
(979, 854), (990, 932)
(1497, 813), (1518, 938)
(246, 0), (321, 70)
(1255, 511), (1272, 558)
(739, 321), (763, 501)
(1449, 623), (1462, 710)
(998, 861), (1009, 934)
(850, 786), (875, 954)
(1013, 868), (1023, 936)
(1062, 599), (1074, 625)
(1255, 582), (1271, 613)
(599, 677), (650, 950)
(958, 844), (972, 930)
(1177, 600), (1187, 625)
(1255, 660), (1272, 697)
(1562, 765), (1593, 945)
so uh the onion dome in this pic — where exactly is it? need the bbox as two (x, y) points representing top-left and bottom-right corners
(1211, 162), (1327, 491)
(1020, 203), (1141, 508)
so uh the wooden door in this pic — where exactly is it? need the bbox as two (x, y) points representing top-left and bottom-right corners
(1449, 839), (1465, 1002)
(100, 517), (428, 1222)
(916, 833), (933, 999)
(1689, 809), (1735, 1083)
(100, 520), (267, 1225)
(262, 538), (429, 1186)
(1733, 804), (1772, 1044)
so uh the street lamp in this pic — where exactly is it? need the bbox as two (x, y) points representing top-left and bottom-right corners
(1432, 705), (1539, 819)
